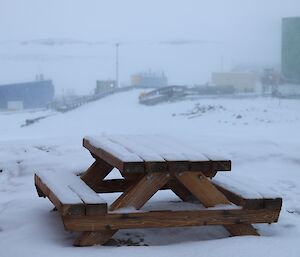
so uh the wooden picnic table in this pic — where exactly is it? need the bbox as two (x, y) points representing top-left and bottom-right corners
(35, 135), (282, 246)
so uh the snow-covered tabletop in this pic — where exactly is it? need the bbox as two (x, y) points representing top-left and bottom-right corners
(83, 134), (231, 174)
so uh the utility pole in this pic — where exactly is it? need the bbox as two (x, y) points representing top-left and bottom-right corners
(115, 43), (119, 87)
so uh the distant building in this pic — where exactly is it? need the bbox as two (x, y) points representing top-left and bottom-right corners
(95, 80), (117, 94)
(0, 80), (54, 110)
(131, 71), (168, 88)
(277, 84), (300, 98)
(211, 72), (256, 93)
(282, 17), (300, 84)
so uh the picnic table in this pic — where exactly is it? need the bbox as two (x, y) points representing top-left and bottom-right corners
(35, 135), (282, 246)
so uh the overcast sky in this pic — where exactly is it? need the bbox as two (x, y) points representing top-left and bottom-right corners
(0, 0), (299, 94)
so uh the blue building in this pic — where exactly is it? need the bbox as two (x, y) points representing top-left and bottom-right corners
(0, 80), (55, 110)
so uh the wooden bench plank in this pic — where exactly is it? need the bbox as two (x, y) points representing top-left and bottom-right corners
(35, 174), (85, 216)
(212, 177), (282, 211)
(63, 208), (280, 231)
(213, 173), (281, 199)
(35, 172), (108, 215)
(36, 172), (83, 204)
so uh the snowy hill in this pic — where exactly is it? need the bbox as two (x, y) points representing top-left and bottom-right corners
(0, 90), (300, 256)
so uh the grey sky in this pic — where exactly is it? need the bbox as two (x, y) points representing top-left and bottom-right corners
(0, 0), (299, 93)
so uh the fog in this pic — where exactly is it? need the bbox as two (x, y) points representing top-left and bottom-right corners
(1, 1), (300, 254)
(0, 0), (299, 93)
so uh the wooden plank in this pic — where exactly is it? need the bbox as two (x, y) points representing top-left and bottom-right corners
(36, 172), (108, 215)
(132, 135), (230, 173)
(145, 135), (209, 161)
(224, 224), (259, 236)
(35, 174), (85, 216)
(106, 135), (168, 173)
(36, 172), (83, 204)
(85, 136), (143, 162)
(93, 179), (186, 194)
(68, 183), (107, 215)
(213, 183), (282, 210)
(94, 179), (134, 193)
(167, 180), (195, 202)
(127, 135), (191, 172)
(109, 173), (170, 211)
(84, 136), (230, 174)
(175, 172), (231, 207)
(83, 138), (144, 173)
(106, 135), (165, 161)
(190, 160), (231, 174)
(63, 208), (280, 231)
(80, 158), (113, 191)
(127, 135), (189, 161)
(73, 230), (117, 247)
(211, 160), (231, 172)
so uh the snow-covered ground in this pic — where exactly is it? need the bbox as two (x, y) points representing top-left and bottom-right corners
(1, 90), (300, 256)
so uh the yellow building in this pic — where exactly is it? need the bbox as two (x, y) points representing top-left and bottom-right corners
(211, 72), (256, 93)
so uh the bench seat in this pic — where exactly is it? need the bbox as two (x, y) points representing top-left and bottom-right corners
(35, 171), (107, 216)
(212, 173), (282, 210)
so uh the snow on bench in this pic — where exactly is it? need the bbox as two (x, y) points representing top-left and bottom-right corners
(35, 171), (107, 216)
(212, 173), (282, 210)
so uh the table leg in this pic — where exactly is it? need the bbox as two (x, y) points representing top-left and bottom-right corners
(110, 173), (170, 211)
(168, 179), (195, 202)
(175, 171), (259, 236)
(74, 230), (117, 247)
(175, 171), (229, 207)
(81, 158), (113, 191)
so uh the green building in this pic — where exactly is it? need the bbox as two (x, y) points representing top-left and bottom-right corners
(95, 80), (117, 94)
(282, 17), (300, 84)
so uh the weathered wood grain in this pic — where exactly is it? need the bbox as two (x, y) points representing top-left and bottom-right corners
(80, 159), (113, 191)
(63, 208), (280, 231)
(35, 174), (85, 216)
(83, 138), (144, 173)
(213, 183), (282, 210)
(224, 224), (259, 236)
(83, 137), (231, 174)
(175, 171), (231, 207)
(167, 179), (195, 202)
(109, 173), (170, 211)
(73, 230), (117, 247)
(35, 174), (107, 216)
